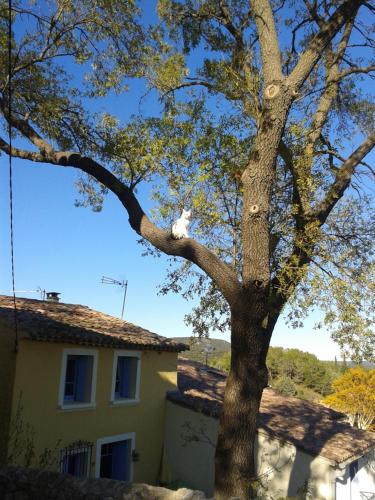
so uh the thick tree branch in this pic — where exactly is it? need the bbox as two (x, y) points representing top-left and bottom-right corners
(270, 131), (375, 315)
(0, 138), (241, 305)
(306, 19), (355, 146)
(0, 136), (45, 161)
(313, 132), (375, 223)
(250, 0), (283, 84)
(278, 140), (305, 224)
(293, 19), (355, 213)
(339, 64), (375, 78)
(287, 0), (364, 89)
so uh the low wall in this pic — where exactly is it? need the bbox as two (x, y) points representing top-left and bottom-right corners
(0, 465), (206, 500)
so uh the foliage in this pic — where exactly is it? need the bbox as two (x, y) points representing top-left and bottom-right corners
(211, 351), (231, 372)
(323, 367), (375, 429)
(272, 376), (299, 397)
(267, 347), (340, 396)
(7, 393), (61, 469)
(209, 346), (343, 401)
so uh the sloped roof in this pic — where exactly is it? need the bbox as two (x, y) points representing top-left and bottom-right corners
(167, 359), (375, 464)
(0, 295), (187, 352)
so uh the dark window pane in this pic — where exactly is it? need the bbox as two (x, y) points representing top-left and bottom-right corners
(64, 355), (93, 403)
(100, 443), (113, 478)
(100, 440), (131, 482)
(115, 357), (138, 399)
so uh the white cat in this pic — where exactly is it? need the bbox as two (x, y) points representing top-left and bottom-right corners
(171, 209), (191, 239)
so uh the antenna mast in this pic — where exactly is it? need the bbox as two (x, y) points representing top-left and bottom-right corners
(101, 276), (128, 319)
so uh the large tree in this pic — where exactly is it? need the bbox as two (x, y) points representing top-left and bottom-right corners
(1, 1), (374, 497)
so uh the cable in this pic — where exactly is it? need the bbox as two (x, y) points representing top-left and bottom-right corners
(8, 0), (18, 352)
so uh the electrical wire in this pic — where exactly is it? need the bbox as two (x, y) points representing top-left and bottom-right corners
(8, 0), (19, 352)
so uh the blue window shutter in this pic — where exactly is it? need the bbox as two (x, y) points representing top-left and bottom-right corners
(349, 460), (358, 480)
(111, 440), (130, 481)
(75, 356), (87, 401)
(62, 455), (68, 473)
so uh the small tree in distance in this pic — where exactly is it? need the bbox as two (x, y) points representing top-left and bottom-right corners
(323, 367), (375, 430)
(1, 1), (374, 497)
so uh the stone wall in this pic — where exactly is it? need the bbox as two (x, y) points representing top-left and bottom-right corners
(0, 465), (206, 500)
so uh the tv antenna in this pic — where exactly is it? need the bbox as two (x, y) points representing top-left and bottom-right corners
(1, 287), (45, 300)
(101, 276), (128, 319)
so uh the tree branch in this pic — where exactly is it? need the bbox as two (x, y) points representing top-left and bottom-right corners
(313, 131), (375, 223)
(0, 139), (241, 305)
(287, 0), (364, 89)
(250, 0), (283, 84)
(0, 96), (54, 154)
(278, 140), (305, 224)
(160, 79), (215, 99)
(0, 136), (45, 161)
(339, 64), (375, 78)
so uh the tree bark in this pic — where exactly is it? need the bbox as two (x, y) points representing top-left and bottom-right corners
(214, 300), (271, 499)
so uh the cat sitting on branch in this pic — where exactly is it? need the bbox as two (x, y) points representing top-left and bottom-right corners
(171, 209), (191, 239)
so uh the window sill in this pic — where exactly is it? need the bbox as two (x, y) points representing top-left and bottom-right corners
(59, 402), (96, 411)
(110, 398), (140, 407)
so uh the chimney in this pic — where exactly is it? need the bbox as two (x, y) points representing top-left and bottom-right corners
(46, 292), (61, 303)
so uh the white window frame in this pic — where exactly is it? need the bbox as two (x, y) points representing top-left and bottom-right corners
(58, 348), (98, 410)
(110, 351), (141, 405)
(95, 432), (136, 481)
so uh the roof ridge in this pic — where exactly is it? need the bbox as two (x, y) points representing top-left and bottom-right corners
(0, 295), (188, 353)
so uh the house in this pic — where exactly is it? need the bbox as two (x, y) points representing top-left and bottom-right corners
(0, 294), (186, 486)
(163, 359), (375, 500)
(1, 294), (375, 499)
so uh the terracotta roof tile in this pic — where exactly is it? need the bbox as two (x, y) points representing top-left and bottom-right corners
(0, 295), (187, 352)
(167, 359), (375, 464)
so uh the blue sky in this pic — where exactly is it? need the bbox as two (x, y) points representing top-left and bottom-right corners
(1, 1), (373, 361)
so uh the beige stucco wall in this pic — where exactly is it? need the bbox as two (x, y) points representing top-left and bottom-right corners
(163, 400), (337, 499)
(0, 321), (18, 463)
(8, 339), (178, 486)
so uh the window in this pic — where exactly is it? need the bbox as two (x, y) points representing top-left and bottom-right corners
(95, 433), (135, 482)
(111, 351), (141, 404)
(59, 348), (98, 409)
(60, 441), (93, 478)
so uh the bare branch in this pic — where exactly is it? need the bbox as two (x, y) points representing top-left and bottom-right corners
(161, 79), (215, 99)
(313, 131), (375, 223)
(339, 64), (375, 78)
(287, 0), (364, 89)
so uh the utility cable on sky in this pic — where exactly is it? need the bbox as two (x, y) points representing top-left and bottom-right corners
(7, 0), (19, 352)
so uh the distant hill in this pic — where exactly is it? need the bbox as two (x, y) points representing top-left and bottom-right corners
(171, 336), (231, 364)
(173, 337), (374, 369)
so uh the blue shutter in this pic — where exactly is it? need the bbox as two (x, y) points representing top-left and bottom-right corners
(62, 455), (68, 473)
(74, 356), (87, 401)
(111, 440), (130, 481)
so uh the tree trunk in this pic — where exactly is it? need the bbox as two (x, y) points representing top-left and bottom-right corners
(214, 304), (271, 499)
